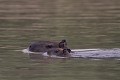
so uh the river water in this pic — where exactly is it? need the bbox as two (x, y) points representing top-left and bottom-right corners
(0, 0), (120, 80)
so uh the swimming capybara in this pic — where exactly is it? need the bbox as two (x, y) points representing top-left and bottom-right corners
(28, 40), (68, 52)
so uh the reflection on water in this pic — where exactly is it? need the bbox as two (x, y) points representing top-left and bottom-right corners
(0, 0), (120, 80)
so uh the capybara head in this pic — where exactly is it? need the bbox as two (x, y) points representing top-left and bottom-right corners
(47, 48), (71, 57)
(29, 39), (69, 52)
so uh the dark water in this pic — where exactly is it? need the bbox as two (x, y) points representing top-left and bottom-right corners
(0, 0), (120, 80)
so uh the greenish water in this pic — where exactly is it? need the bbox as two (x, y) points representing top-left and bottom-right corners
(0, 0), (120, 80)
(0, 20), (120, 80)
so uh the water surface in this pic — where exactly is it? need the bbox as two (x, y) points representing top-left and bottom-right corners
(0, 0), (120, 80)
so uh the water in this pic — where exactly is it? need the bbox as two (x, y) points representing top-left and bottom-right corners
(0, 0), (120, 80)
(23, 48), (120, 59)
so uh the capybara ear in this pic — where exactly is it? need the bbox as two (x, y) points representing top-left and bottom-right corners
(61, 39), (66, 42)
(63, 49), (71, 53)
(61, 39), (67, 45)
(59, 43), (64, 48)
(46, 44), (53, 48)
(67, 49), (71, 53)
(59, 39), (67, 48)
